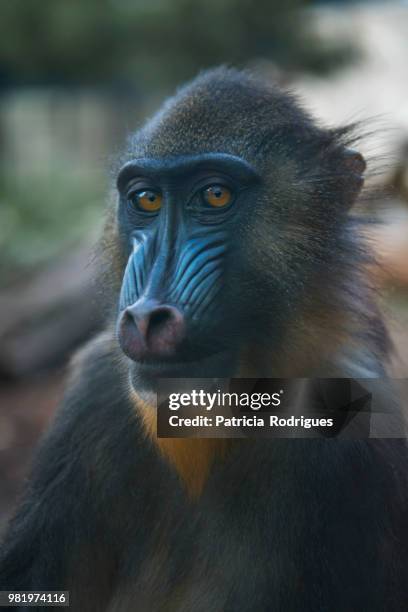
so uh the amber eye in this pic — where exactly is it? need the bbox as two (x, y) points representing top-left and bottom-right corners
(131, 190), (162, 212)
(202, 184), (233, 208)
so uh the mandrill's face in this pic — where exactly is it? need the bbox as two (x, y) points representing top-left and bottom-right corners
(115, 152), (262, 391)
(113, 69), (366, 392)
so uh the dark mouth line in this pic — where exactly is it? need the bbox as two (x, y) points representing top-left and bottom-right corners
(130, 348), (229, 370)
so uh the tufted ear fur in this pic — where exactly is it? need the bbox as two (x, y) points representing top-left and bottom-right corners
(341, 148), (366, 207)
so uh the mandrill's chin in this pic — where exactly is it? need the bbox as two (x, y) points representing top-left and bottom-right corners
(127, 348), (239, 392)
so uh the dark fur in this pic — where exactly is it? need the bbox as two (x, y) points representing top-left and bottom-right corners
(1, 68), (407, 611)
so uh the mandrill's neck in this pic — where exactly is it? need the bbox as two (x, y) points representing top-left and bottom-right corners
(131, 389), (231, 499)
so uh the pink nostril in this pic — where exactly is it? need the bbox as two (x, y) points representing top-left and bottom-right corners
(145, 305), (185, 353)
(118, 300), (185, 361)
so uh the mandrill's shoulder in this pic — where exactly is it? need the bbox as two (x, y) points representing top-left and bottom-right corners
(58, 328), (133, 424)
(69, 328), (124, 381)
(34, 329), (155, 492)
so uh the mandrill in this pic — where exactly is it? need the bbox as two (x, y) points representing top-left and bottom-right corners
(1, 68), (407, 612)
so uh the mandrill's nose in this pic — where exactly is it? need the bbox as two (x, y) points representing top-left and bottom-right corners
(117, 298), (185, 361)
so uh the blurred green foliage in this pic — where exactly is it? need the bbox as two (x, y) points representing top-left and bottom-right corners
(0, 0), (351, 89)
(0, 170), (105, 284)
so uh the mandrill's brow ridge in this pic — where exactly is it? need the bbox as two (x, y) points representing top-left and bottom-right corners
(116, 153), (260, 191)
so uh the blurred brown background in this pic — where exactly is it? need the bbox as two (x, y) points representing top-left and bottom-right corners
(1, 0), (408, 530)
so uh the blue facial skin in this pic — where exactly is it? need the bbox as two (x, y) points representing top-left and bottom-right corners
(115, 153), (260, 390)
(119, 232), (227, 322)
